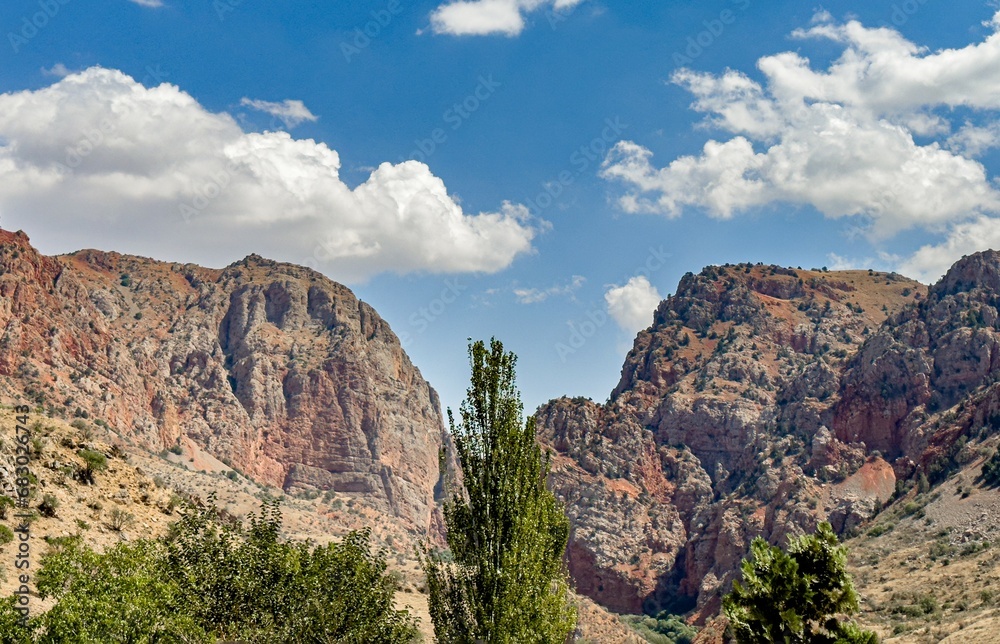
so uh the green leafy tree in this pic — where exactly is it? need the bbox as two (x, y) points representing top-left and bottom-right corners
(75, 449), (106, 485)
(425, 339), (576, 643)
(723, 522), (878, 644)
(34, 537), (208, 643)
(1, 498), (416, 643)
(164, 497), (417, 642)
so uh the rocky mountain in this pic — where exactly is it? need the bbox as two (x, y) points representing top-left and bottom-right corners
(537, 254), (1000, 622)
(0, 229), (445, 530)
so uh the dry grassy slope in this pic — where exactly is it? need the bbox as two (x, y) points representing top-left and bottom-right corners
(0, 406), (431, 633)
(0, 407), (636, 642)
(848, 436), (1000, 643)
(691, 440), (1000, 644)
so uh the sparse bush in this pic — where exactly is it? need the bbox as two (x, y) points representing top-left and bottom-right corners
(0, 525), (14, 545)
(38, 494), (59, 518)
(165, 494), (183, 515)
(867, 522), (895, 538)
(76, 449), (107, 485)
(982, 449), (1000, 486)
(0, 496), (15, 520)
(107, 508), (133, 532)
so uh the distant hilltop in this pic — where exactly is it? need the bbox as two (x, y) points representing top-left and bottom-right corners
(0, 228), (446, 531)
(535, 253), (1000, 623)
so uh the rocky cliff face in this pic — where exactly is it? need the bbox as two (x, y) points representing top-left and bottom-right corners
(0, 229), (444, 529)
(538, 257), (1000, 619)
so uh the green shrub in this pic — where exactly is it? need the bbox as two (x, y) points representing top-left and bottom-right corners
(982, 449), (1000, 486)
(38, 494), (59, 518)
(0, 525), (14, 545)
(0, 496), (14, 520)
(622, 612), (698, 643)
(76, 449), (107, 485)
(4, 498), (416, 643)
(723, 522), (877, 643)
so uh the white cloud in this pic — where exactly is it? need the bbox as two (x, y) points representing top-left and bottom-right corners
(604, 276), (662, 334)
(428, 0), (584, 36)
(826, 251), (900, 272)
(128, 0), (164, 7)
(513, 274), (584, 303)
(899, 216), (1000, 283)
(41, 63), (73, 77)
(0, 67), (541, 282)
(240, 98), (318, 129)
(602, 11), (1000, 275)
(948, 121), (1000, 157)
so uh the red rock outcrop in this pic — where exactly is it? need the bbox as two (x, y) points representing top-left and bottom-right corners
(0, 229), (444, 529)
(541, 253), (1000, 620)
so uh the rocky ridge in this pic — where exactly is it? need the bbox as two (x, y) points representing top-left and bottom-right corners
(0, 229), (445, 530)
(537, 256), (1000, 621)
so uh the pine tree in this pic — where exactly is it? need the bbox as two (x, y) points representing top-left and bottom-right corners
(723, 522), (878, 644)
(425, 339), (577, 643)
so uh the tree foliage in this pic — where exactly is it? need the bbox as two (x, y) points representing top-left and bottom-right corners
(425, 338), (576, 643)
(0, 497), (417, 643)
(622, 611), (698, 644)
(981, 448), (1000, 486)
(723, 522), (878, 644)
(74, 449), (106, 485)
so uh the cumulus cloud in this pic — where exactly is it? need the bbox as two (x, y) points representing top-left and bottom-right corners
(0, 67), (540, 282)
(948, 122), (1000, 157)
(601, 10), (1000, 280)
(41, 63), (73, 77)
(899, 215), (1000, 282)
(240, 98), (318, 129)
(428, 0), (584, 36)
(604, 276), (662, 334)
(513, 274), (584, 303)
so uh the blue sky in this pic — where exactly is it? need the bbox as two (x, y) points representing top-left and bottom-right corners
(3, 1), (1000, 414)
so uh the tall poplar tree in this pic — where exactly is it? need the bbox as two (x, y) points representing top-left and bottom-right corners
(425, 339), (576, 643)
